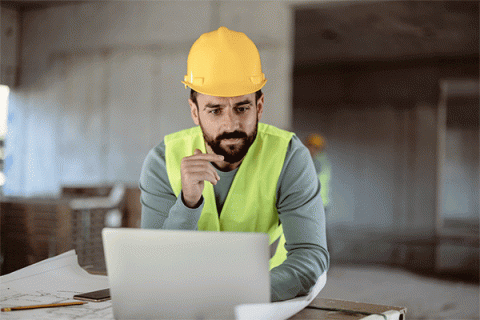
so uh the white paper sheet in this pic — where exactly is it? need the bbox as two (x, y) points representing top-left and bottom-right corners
(361, 310), (402, 320)
(0, 250), (113, 320)
(235, 272), (327, 320)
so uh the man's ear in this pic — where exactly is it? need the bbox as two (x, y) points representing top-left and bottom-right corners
(256, 93), (264, 121)
(188, 98), (200, 125)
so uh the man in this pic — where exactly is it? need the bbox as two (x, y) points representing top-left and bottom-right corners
(305, 133), (332, 212)
(140, 27), (329, 302)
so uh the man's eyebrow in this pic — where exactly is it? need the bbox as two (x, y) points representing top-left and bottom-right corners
(204, 99), (252, 109)
(234, 99), (252, 107)
(204, 103), (223, 109)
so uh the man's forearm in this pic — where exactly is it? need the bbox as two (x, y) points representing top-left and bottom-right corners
(162, 195), (203, 229)
(270, 244), (329, 301)
(141, 187), (203, 230)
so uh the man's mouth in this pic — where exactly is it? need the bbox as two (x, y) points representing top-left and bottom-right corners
(222, 138), (242, 143)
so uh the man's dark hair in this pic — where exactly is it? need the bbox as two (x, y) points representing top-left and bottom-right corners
(190, 89), (263, 108)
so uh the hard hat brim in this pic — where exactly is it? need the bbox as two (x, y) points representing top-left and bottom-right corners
(182, 79), (267, 97)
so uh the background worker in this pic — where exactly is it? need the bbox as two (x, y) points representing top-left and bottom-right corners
(140, 27), (329, 302)
(305, 133), (332, 213)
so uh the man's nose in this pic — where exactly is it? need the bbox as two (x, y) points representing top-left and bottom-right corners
(222, 108), (240, 131)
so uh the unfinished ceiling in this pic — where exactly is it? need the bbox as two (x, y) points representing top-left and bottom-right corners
(294, 1), (479, 66)
(1, 0), (86, 11)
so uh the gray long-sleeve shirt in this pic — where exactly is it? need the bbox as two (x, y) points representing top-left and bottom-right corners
(139, 133), (329, 301)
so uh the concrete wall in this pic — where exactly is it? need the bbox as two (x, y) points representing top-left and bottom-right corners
(1, 7), (19, 87)
(4, 1), (294, 196)
(442, 128), (479, 220)
(291, 1), (479, 272)
(294, 103), (440, 233)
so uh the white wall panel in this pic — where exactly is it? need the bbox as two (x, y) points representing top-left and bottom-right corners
(259, 48), (292, 130)
(218, 2), (291, 45)
(156, 52), (193, 137)
(56, 54), (108, 185)
(106, 51), (157, 182)
(4, 93), (28, 195)
(15, 69), (63, 196)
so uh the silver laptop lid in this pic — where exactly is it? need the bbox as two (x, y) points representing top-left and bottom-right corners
(102, 228), (270, 319)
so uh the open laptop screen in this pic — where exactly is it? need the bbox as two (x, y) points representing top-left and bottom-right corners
(102, 228), (270, 319)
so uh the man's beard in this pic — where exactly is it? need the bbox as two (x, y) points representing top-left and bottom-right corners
(200, 119), (258, 164)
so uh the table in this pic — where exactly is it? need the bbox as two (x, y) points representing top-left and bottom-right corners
(293, 297), (407, 319)
(1, 250), (407, 320)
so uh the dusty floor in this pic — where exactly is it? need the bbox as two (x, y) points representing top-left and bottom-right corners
(317, 264), (479, 320)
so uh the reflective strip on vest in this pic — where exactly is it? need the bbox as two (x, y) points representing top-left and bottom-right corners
(165, 123), (294, 269)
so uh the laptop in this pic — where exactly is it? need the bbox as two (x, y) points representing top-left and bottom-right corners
(102, 228), (270, 319)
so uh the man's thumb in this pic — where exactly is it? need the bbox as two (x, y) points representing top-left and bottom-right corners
(194, 149), (202, 155)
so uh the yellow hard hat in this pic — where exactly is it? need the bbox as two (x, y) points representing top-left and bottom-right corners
(307, 134), (326, 149)
(182, 26), (267, 97)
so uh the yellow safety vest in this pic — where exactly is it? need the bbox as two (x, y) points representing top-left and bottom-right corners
(165, 123), (293, 269)
(316, 153), (331, 207)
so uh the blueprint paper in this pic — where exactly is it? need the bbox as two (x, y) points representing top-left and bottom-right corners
(0, 250), (113, 320)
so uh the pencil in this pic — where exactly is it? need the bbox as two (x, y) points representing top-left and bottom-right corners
(1, 301), (85, 312)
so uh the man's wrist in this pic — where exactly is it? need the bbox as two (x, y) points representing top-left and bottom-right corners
(181, 192), (203, 209)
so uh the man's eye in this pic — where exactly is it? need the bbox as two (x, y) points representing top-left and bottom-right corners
(237, 106), (249, 113)
(210, 109), (221, 115)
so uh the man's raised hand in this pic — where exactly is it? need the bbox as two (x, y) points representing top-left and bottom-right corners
(180, 149), (223, 208)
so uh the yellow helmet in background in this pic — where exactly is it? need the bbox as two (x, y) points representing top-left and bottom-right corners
(182, 26), (267, 97)
(307, 133), (326, 149)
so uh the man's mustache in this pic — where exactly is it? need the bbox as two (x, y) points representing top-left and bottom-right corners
(217, 131), (248, 140)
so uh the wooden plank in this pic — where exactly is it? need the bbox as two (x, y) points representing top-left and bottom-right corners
(292, 298), (406, 320)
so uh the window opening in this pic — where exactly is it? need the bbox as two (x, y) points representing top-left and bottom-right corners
(0, 85), (10, 192)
